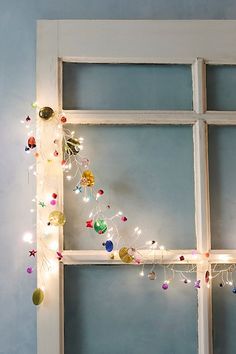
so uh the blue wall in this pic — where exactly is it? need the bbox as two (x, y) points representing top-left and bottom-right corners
(2, 1), (236, 353)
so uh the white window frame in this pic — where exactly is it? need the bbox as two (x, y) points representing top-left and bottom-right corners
(36, 20), (236, 354)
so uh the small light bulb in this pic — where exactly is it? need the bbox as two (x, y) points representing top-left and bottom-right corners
(83, 197), (90, 203)
(66, 175), (72, 181)
(30, 208), (35, 213)
(23, 232), (33, 243)
(160, 245), (165, 250)
(139, 271), (144, 277)
(49, 241), (58, 251)
(229, 281), (233, 286)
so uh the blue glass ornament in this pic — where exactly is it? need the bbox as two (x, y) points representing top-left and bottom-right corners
(232, 287), (236, 294)
(104, 240), (113, 252)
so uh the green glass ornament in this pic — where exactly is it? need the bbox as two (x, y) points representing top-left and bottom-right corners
(94, 219), (107, 234)
(39, 107), (54, 120)
(32, 288), (44, 305)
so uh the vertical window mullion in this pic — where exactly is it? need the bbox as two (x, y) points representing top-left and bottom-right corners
(192, 58), (212, 354)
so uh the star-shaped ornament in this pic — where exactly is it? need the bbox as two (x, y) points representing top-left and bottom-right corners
(29, 249), (37, 257)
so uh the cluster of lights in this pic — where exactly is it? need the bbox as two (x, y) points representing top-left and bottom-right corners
(22, 105), (236, 306)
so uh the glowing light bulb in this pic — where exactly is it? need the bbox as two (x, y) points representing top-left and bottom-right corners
(229, 281), (233, 286)
(49, 241), (58, 251)
(83, 197), (90, 203)
(160, 245), (165, 250)
(139, 271), (144, 277)
(23, 232), (33, 244)
(66, 175), (72, 181)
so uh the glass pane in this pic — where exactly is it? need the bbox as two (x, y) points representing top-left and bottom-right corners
(209, 126), (236, 249)
(207, 65), (236, 111)
(212, 265), (236, 354)
(63, 63), (193, 110)
(64, 125), (195, 250)
(64, 265), (197, 354)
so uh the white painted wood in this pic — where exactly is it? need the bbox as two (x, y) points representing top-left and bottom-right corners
(56, 20), (236, 63)
(193, 94), (212, 353)
(192, 58), (206, 114)
(64, 110), (197, 125)
(37, 20), (64, 354)
(62, 250), (202, 265)
(193, 121), (211, 253)
(62, 250), (236, 265)
(36, 20), (236, 354)
(64, 110), (236, 125)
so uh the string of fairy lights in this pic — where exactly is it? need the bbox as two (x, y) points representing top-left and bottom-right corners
(22, 105), (236, 305)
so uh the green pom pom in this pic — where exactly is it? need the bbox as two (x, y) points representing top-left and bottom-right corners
(94, 219), (107, 234)
(32, 288), (44, 306)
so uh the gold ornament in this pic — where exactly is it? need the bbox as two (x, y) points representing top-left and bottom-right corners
(65, 138), (80, 155)
(32, 288), (44, 305)
(48, 210), (66, 226)
(119, 247), (133, 264)
(39, 107), (54, 120)
(81, 170), (95, 187)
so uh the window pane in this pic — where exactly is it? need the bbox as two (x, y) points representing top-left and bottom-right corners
(207, 65), (236, 111)
(64, 265), (197, 354)
(212, 266), (236, 354)
(209, 126), (236, 249)
(64, 125), (195, 250)
(63, 63), (193, 110)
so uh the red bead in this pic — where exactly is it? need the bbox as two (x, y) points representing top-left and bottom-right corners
(97, 189), (104, 195)
(52, 193), (57, 199)
(61, 116), (67, 123)
(179, 255), (185, 261)
(54, 150), (59, 157)
(121, 216), (127, 222)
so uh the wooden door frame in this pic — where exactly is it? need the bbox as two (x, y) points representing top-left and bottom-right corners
(37, 20), (236, 354)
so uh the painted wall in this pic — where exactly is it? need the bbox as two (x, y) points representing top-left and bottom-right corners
(2, 1), (236, 353)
